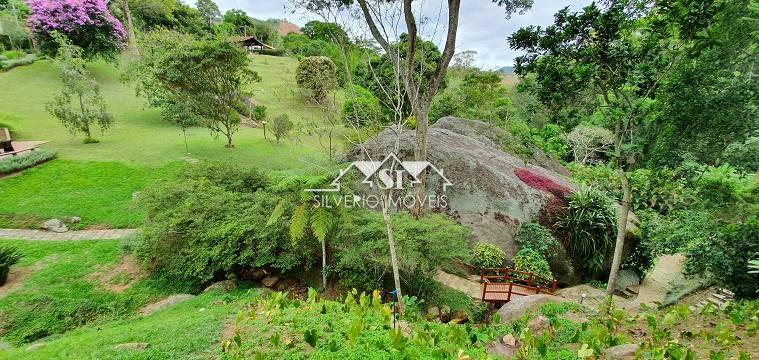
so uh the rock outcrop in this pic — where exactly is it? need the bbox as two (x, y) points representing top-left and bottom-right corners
(496, 294), (563, 323)
(351, 117), (638, 285)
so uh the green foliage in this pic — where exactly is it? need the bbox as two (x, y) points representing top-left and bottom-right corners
(0, 53), (35, 72)
(513, 247), (553, 281)
(295, 56), (337, 103)
(429, 70), (511, 125)
(252, 105), (267, 122)
(270, 113), (293, 144)
(302, 20), (348, 44)
(0, 245), (22, 285)
(557, 187), (616, 278)
(694, 164), (747, 207)
(46, 34), (114, 143)
(685, 217), (759, 299)
(515, 223), (560, 258)
(638, 209), (721, 257)
(226, 290), (507, 358)
(0, 148), (57, 175)
(470, 242), (506, 269)
(723, 136), (759, 173)
(342, 84), (385, 126)
(128, 30), (259, 147)
(333, 211), (469, 298)
(136, 162), (316, 286)
(565, 125), (614, 164)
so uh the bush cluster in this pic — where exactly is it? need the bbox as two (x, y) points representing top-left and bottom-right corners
(0, 246), (22, 285)
(470, 242), (506, 269)
(0, 148), (57, 175)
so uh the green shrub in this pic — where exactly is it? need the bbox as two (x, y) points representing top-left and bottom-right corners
(295, 56), (337, 103)
(343, 84), (385, 126)
(556, 186), (616, 278)
(694, 164), (746, 207)
(685, 217), (759, 299)
(470, 242), (506, 269)
(0, 246), (22, 285)
(0, 148), (58, 175)
(253, 105), (267, 122)
(1, 50), (21, 59)
(260, 48), (285, 56)
(515, 223), (560, 258)
(333, 211), (469, 298)
(513, 247), (553, 281)
(0, 54), (35, 72)
(136, 163), (313, 286)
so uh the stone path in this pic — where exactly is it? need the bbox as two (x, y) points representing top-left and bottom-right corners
(435, 270), (483, 300)
(0, 228), (138, 240)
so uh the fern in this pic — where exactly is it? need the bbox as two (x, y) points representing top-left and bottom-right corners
(290, 204), (309, 243)
(267, 199), (287, 226)
(311, 207), (331, 242)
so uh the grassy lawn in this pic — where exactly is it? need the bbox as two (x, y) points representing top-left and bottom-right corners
(0, 160), (179, 229)
(0, 293), (240, 360)
(0, 56), (335, 167)
(0, 239), (183, 346)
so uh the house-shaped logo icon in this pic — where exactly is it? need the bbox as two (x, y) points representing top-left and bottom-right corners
(306, 153), (452, 192)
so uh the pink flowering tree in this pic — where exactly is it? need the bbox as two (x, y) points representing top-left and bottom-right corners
(26, 0), (125, 59)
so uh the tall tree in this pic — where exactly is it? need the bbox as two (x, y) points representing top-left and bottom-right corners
(195, 0), (220, 26)
(129, 30), (260, 148)
(509, 0), (720, 295)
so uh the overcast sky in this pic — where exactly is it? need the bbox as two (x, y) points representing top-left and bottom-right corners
(214, 1), (592, 69)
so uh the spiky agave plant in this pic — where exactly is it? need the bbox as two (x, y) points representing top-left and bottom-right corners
(0, 246), (22, 285)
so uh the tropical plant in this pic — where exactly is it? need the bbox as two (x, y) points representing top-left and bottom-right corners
(343, 84), (385, 126)
(749, 259), (759, 274)
(26, 0), (125, 59)
(295, 56), (338, 103)
(470, 242), (506, 269)
(565, 126), (614, 164)
(0, 245), (22, 285)
(46, 35), (114, 143)
(556, 187), (616, 278)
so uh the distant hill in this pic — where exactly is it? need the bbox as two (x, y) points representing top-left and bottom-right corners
(497, 66), (515, 74)
(278, 20), (302, 36)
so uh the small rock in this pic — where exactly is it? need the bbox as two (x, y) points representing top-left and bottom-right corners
(42, 219), (68, 233)
(449, 309), (469, 324)
(199, 308), (206, 312)
(604, 343), (640, 360)
(240, 268), (268, 281)
(25, 342), (45, 351)
(440, 305), (451, 322)
(114, 343), (150, 351)
(501, 334), (517, 348)
(396, 320), (411, 336)
(614, 270), (640, 291)
(132, 191), (141, 201)
(526, 315), (551, 336)
(486, 338), (517, 359)
(427, 306), (440, 319)
(203, 279), (237, 293)
(261, 275), (280, 288)
(70, 216), (81, 224)
(139, 294), (195, 316)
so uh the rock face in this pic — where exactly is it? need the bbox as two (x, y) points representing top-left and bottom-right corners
(203, 279), (237, 293)
(42, 219), (68, 233)
(496, 294), (562, 323)
(351, 118), (573, 262)
(351, 117), (638, 285)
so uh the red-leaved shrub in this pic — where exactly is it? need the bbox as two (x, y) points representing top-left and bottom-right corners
(514, 168), (572, 199)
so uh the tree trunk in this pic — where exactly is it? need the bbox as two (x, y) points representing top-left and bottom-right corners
(410, 105), (429, 217)
(121, 0), (139, 56)
(606, 167), (631, 296)
(381, 196), (404, 314)
(321, 239), (327, 289)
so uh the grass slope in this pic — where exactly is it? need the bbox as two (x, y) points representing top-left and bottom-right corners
(0, 240), (180, 346)
(0, 56), (332, 167)
(0, 160), (178, 229)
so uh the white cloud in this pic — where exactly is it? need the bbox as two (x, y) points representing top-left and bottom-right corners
(215, 0), (593, 68)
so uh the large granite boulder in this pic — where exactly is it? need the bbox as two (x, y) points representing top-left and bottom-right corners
(496, 294), (563, 323)
(350, 117), (636, 285)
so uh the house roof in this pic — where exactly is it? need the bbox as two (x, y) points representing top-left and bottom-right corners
(231, 35), (274, 49)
